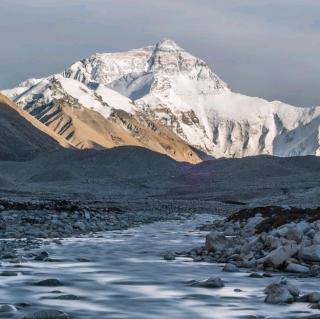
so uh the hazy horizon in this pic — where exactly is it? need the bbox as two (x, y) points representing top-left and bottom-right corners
(0, 0), (319, 107)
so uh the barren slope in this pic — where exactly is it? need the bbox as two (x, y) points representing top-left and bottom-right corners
(0, 94), (67, 160)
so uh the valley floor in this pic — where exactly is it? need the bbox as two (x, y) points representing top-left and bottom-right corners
(0, 150), (319, 318)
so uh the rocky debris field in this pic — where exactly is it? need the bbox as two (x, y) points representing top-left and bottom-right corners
(183, 206), (320, 276)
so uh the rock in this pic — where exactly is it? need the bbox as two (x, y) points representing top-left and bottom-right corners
(285, 263), (309, 273)
(223, 263), (239, 272)
(246, 214), (264, 229)
(76, 257), (91, 262)
(283, 226), (303, 243)
(240, 259), (257, 268)
(249, 272), (263, 278)
(241, 236), (263, 254)
(300, 245), (320, 262)
(312, 232), (320, 244)
(296, 221), (311, 234)
(306, 229), (316, 239)
(234, 288), (243, 292)
(259, 244), (300, 268)
(34, 251), (49, 261)
(22, 309), (69, 319)
(163, 252), (176, 261)
(14, 303), (31, 309)
(308, 292), (320, 303)
(190, 277), (224, 288)
(264, 285), (294, 304)
(264, 278), (300, 304)
(205, 231), (230, 252)
(34, 279), (63, 287)
(265, 235), (281, 250)
(0, 271), (18, 276)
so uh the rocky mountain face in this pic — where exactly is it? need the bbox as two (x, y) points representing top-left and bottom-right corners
(3, 39), (320, 160)
(4, 75), (200, 163)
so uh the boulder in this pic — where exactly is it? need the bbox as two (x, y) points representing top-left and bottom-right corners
(205, 231), (230, 252)
(249, 272), (263, 278)
(296, 221), (311, 234)
(223, 263), (239, 272)
(34, 251), (49, 261)
(264, 285), (294, 304)
(240, 258), (257, 268)
(163, 252), (176, 261)
(190, 277), (224, 288)
(276, 226), (290, 237)
(259, 244), (300, 268)
(313, 232), (320, 244)
(265, 235), (281, 250)
(300, 245), (320, 262)
(34, 279), (63, 287)
(283, 226), (303, 243)
(285, 263), (309, 273)
(264, 278), (299, 304)
(308, 292), (320, 303)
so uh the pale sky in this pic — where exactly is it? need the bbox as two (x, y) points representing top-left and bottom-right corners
(0, 0), (319, 106)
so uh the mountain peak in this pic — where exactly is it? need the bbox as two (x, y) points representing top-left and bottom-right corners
(155, 38), (182, 51)
(2, 40), (320, 159)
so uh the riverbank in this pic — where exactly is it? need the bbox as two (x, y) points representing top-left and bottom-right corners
(0, 198), (237, 264)
(1, 213), (320, 319)
(183, 206), (320, 277)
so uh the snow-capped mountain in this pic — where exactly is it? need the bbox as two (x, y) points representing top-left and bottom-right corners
(3, 74), (200, 163)
(3, 39), (320, 159)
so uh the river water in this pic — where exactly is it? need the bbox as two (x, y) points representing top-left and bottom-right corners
(1, 214), (319, 319)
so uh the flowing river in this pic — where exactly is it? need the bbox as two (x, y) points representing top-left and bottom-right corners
(0, 214), (319, 319)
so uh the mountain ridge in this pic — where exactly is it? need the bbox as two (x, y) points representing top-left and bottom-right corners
(3, 39), (320, 160)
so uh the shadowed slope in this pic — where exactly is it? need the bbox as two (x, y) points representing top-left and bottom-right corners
(0, 94), (69, 161)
